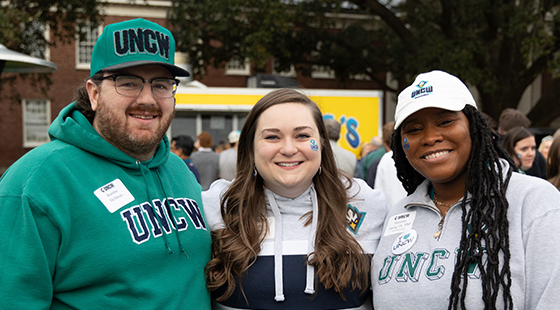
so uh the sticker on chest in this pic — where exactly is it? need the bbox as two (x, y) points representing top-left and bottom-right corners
(391, 229), (418, 255)
(94, 179), (135, 213)
(384, 211), (416, 236)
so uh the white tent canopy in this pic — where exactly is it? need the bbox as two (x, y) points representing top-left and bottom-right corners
(0, 44), (57, 74)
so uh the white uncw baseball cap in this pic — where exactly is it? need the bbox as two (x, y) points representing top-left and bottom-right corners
(228, 130), (241, 144)
(394, 70), (477, 129)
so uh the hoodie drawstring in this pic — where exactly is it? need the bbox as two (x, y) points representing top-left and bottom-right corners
(138, 160), (184, 256)
(304, 186), (319, 295)
(265, 186), (319, 302)
(155, 170), (189, 258)
(266, 190), (286, 302)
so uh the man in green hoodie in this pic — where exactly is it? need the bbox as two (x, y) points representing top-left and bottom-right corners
(0, 19), (211, 309)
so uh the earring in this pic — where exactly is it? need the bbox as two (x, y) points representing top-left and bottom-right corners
(317, 166), (322, 175)
(253, 166), (258, 177)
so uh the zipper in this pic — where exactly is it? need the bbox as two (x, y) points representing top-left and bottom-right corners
(433, 214), (445, 240)
(403, 192), (471, 241)
(404, 202), (446, 240)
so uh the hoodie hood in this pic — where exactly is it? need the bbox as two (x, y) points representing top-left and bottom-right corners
(48, 102), (170, 170)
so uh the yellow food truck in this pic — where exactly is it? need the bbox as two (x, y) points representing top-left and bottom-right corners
(171, 87), (383, 157)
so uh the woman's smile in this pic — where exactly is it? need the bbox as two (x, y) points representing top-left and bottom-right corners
(253, 103), (322, 198)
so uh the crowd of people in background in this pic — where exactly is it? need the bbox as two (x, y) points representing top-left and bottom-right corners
(175, 103), (560, 197)
(6, 16), (560, 310)
(324, 102), (560, 198)
(170, 72), (560, 310)
(172, 129), (241, 189)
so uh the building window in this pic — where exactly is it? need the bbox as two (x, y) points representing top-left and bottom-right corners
(225, 58), (251, 75)
(350, 73), (371, 81)
(311, 65), (335, 79)
(76, 23), (101, 69)
(272, 58), (296, 77)
(22, 99), (51, 147)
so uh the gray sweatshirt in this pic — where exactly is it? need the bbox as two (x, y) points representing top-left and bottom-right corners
(203, 178), (390, 310)
(372, 159), (560, 309)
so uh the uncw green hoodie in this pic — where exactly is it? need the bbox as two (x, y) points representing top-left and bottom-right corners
(0, 103), (211, 309)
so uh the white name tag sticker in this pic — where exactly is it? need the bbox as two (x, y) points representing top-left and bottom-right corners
(94, 179), (135, 213)
(384, 211), (416, 236)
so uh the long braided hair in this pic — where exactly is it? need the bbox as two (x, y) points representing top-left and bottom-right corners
(392, 105), (517, 309)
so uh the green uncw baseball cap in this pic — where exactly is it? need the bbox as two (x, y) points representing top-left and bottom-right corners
(90, 18), (190, 77)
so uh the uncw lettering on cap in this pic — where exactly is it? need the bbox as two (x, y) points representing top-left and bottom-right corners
(113, 27), (170, 59)
(90, 18), (190, 78)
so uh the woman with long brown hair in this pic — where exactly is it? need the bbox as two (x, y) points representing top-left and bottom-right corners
(501, 127), (537, 174)
(202, 88), (389, 309)
(547, 137), (560, 189)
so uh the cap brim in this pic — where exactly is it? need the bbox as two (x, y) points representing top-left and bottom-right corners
(394, 96), (469, 129)
(101, 60), (191, 77)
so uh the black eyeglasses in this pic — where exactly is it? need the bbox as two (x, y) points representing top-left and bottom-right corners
(101, 74), (180, 99)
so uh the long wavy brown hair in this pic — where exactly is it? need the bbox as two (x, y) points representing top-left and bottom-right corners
(547, 137), (560, 188)
(205, 88), (370, 302)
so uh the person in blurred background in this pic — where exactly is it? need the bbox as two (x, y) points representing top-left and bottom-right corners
(371, 122), (407, 206)
(324, 118), (357, 176)
(192, 131), (220, 190)
(538, 135), (553, 161)
(218, 130), (240, 181)
(354, 142), (374, 179)
(367, 122), (394, 189)
(172, 135), (201, 184)
(214, 141), (230, 154)
(498, 108), (546, 179)
(547, 137), (560, 190)
(360, 136), (385, 183)
(501, 127), (537, 174)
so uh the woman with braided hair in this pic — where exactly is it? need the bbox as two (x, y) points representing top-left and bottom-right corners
(372, 70), (560, 309)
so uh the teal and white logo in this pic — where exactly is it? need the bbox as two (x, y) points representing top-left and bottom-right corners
(346, 204), (366, 234)
(113, 28), (170, 60)
(411, 80), (433, 99)
(391, 229), (417, 255)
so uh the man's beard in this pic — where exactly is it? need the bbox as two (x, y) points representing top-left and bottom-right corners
(94, 101), (174, 160)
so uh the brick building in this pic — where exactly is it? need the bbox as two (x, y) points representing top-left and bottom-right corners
(0, 0), (386, 174)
